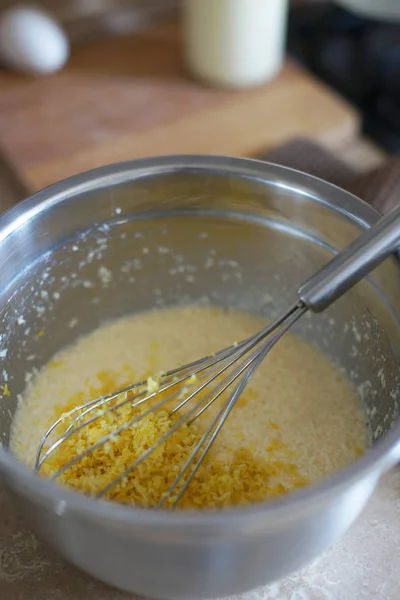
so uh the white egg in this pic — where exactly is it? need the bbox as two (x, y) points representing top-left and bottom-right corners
(0, 6), (70, 75)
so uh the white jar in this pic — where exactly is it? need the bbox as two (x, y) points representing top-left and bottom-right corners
(183, 0), (288, 89)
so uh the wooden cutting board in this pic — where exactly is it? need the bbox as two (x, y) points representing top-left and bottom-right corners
(0, 21), (359, 193)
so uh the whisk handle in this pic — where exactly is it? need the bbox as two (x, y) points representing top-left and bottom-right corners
(298, 203), (400, 312)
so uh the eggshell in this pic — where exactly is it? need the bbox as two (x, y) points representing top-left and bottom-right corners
(0, 6), (70, 75)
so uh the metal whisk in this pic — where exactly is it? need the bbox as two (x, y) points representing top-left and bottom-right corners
(35, 204), (400, 507)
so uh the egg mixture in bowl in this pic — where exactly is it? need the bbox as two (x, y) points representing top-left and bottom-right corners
(11, 304), (368, 509)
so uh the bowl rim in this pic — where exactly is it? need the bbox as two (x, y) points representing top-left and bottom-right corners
(1, 154), (399, 531)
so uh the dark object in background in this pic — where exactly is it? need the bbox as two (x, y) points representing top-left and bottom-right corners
(266, 137), (400, 214)
(0, 151), (29, 212)
(287, 3), (400, 154)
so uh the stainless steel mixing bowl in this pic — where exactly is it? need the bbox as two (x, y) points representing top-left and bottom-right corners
(0, 156), (399, 599)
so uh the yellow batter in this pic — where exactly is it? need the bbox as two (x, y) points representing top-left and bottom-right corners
(11, 305), (368, 509)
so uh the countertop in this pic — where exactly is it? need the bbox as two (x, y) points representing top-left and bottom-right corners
(1, 469), (399, 600)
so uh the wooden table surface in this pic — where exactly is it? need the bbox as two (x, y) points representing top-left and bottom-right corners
(0, 21), (359, 193)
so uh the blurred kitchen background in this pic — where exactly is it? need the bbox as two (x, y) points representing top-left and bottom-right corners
(0, 0), (399, 208)
(0, 0), (180, 42)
